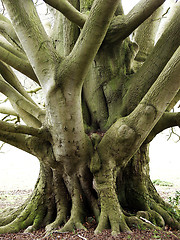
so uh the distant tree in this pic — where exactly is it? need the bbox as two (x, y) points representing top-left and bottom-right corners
(0, 0), (179, 235)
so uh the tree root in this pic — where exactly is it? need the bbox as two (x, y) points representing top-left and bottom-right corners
(124, 186), (180, 232)
(1, 185), (179, 236)
(0, 186), (47, 234)
(0, 203), (27, 227)
(136, 209), (165, 228)
(59, 175), (86, 232)
(151, 201), (180, 230)
(94, 185), (131, 235)
(0, 165), (179, 236)
(45, 171), (69, 234)
(0, 163), (54, 234)
(125, 215), (160, 231)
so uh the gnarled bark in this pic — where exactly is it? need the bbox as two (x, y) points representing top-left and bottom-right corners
(0, 0), (180, 236)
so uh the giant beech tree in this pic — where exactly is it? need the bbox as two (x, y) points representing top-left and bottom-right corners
(0, 0), (180, 236)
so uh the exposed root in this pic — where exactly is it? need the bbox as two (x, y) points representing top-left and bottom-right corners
(124, 183), (180, 231)
(59, 175), (86, 232)
(94, 185), (131, 235)
(125, 215), (160, 231)
(0, 203), (27, 227)
(0, 184), (47, 234)
(45, 172), (69, 234)
(151, 201), (180, 230)
(59, 218), (86, 233)
(127, 179), (180, 231)
(0, 159), (179, 237)
(45, 212), (67, 233)
(0, 163), (54, 234)
(136, 209), (165, 228)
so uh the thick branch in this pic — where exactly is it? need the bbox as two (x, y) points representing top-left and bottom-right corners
(128, 46), (180, 141)
(0, 104), (18, 116)
(0, 14), (38, 83)
(0, 127), (54, 162)
(0, 37), (26, 59)
(0, 76), (45, 123)
(43, 0), (87, 28)
(106, 0), (165, 43)
(120, 3), (180, 116)
(10, 102), (43, 128)
(0, 129), (34, 155)
(61, 0), (119, 87)
(0, 61), (39, 103)
(0, 120), (51, 141)
(134, 6), (163, 62)
(2, 0), (59, 88)
(0, 63), (43, 127)
(0, 14), (21, 49)
(98, 46), (180, 167)
(146, 112), (180, 143)
(0, 42), (38, 83)
(167, 90), (180, 111)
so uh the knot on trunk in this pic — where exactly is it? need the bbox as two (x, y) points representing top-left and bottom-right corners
(117, 124), (136, 144)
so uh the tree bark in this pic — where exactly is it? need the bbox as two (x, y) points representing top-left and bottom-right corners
(0, 0), (180, 236)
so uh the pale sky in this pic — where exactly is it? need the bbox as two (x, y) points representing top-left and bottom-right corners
(122, 0), (140, 13)
(122, 0), (176, 14)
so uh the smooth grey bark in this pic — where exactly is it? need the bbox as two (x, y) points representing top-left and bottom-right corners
(0, 0), (179, 236)
(120, 5), (180, 116)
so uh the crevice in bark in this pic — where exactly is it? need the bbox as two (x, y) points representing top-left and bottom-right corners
(45, 169), (70, 233)
(83, 38), (138, 131)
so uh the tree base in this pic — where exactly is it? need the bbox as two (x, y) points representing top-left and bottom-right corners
(0, 169), (179, 236)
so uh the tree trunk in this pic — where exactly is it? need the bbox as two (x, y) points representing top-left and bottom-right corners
(1, 142), (179, 235)
(1, 37), (179, 235)
(0, 0), (180, 236)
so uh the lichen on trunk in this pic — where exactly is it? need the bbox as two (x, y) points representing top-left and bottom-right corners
(0, 0), (180, 236)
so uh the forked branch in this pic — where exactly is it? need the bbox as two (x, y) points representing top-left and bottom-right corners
(99, 46), (180, 167)
(43, 0), (165, 45)
(0, 76), (45, 123)
(0, 129), (35, 155)
(120, 3), (180, 116)
(0, 120), (51, 141)
(62, 0), (120, 86)
(106, 0), (166, 42)
(2, 0), (59, 88)
(0, 13), (21, 49)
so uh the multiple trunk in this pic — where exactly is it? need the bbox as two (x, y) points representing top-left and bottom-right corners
(1, 143), (179, 235)
(0, 0), (180, 236)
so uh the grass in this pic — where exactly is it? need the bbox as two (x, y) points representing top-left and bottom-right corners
(152, 179), (173, 187)
(168, 190), (180, 221)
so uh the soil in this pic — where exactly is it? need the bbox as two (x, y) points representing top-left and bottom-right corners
(0, 224), (180, 240)
(0, 185), (179, 240)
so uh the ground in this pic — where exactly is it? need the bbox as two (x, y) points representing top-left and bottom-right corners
(0, 223), (180, 240)
(0, 184), (180, 239)
(0, 144), (180, 239)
